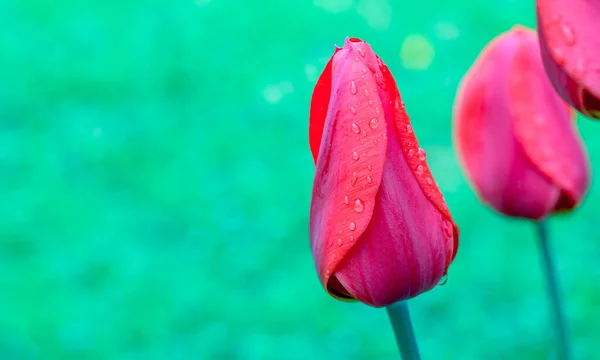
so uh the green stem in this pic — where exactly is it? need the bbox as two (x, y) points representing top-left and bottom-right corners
(386, 301), (421, 360)
(536, 220), (571, 360)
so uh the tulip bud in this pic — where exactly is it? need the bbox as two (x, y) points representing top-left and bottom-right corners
(536, 0), (600, 119)
(454, 26), (590, 220)
(308, 38), (458, 308)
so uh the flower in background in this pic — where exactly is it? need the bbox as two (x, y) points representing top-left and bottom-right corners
(536, 0), (600, 119)
(308, 37), (458, 308)
(453, 26), (590, 220)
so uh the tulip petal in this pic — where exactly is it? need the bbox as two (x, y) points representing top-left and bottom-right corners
(381, 63), (458, 262)
(509, 29), (590, 210)
(536, 0), (600, 118)
(309, 57), (334, 164)
(454, 27), (561, 219)
(334, 73), (455, 306)
(309, 39), (388, 299)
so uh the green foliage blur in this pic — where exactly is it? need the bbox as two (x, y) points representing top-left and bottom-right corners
(1, 0), (599, 359)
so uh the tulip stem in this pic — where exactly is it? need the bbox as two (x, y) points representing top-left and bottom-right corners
(386, 301), (421, 360)
(536, 220), (571, 360)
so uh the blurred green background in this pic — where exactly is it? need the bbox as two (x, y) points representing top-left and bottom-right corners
(1, 0), (599, 359)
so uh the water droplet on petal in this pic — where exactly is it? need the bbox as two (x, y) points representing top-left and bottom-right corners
(354, 199), (364, 213)
(344, 195), (349, 205)
(553, 48), (565, 65)
(364, 88), (369, 96)
(362, 67), (367, 74)
(338, 238), (343, 246)
(408, 148), (415, 157)
(366, 175), (373, 183)
(417, 148), (427, 161)
(369, 118), (378, 129)
(350, 236), (354, 241)
(373, 140), (378, 144)
(367, 165), (372, 171)
(349, 222), (356, 231)
(368, 100), (373, 106)
(406, 124), (413, 134)
(367, 63), (376, 73)
(573, 61), (585, 80)
(362, 130), (367, 136)
(325, 269), (331, 276)
(442, 219), (453, 237)
(560, 24), (575, 46)
(438, 274), (448, 286)
(352, 151), (360, 160)
(416, 165), (424, 175)
(351, 123), (360, 133)
(352, 172), (358, 185)
(350, 81), (357, 95)
(350, 106), (357, 115)
(425, 177), (432, 185)
(357, 47), (366, 57)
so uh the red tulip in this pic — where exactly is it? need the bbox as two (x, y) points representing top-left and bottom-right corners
(536, 0), (600, 119)
(454, 26), (590, 220)
(308, 38), (458, 308)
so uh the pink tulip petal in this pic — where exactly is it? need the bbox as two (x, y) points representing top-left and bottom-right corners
(335, 94), (452, 307)
(509, 29), (590, 211)
(536, 0), (600, 118)
(454, 27), (561, 219)
(309, 39), (388, 299)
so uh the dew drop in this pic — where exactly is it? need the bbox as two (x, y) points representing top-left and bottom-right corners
(364, 88), (369, 96)
(368, 100), (373, 106)
(369, 117), (378, 129)
(560, 24), (575, 46)
(438, 274), (448, 286)
(553, 48), (565, 65)
(351, 123), (361, 134)
(373, 140), (378, 144)
(354, 199), (364, 213)
(406, 124), (413, 134)
(352, 171), (358, 185)
(338, 238), (343, 246)
(325, 269), (331, 276)
(416, 165), (424, 175)
(362, 152), (366, 156)
(408, 148), (415, 157)
(573, 61), (585, 80)
(349, 222), (356, 231)
(344, 195), (349, 205)
(352, 151), (360, 161)
(367, 63), (376, 73)
(367, 165), (372, 171)
(362, 130), (367, 136)
(426, 177), (433, 185)
(366, 175), (373, 183)
(442, 219), (453, 237)
(350, 236), (354, 241)
(417, 148), (427, 161)
(357, 47), (366, 57)
(350, 81), (357, 95)
(350, 106), (357, 115)
(362, 67), (367, 74)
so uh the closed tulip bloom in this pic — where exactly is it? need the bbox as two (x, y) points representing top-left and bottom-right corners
(308, 38), (458, 308)
(454, 26), (590, 220)
(536, 0), (600, 119)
